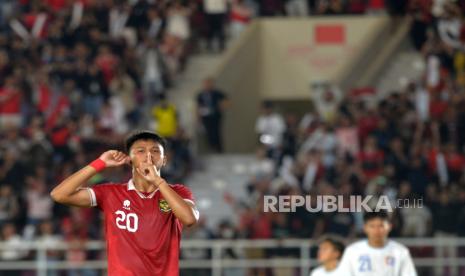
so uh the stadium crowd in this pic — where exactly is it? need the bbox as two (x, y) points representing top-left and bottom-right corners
(182, 0), (465, 275)
(1, 0), (464, 275)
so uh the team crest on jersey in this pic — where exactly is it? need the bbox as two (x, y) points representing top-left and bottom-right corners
(159, 199), (171, 212)
(385, 256), (395, 266)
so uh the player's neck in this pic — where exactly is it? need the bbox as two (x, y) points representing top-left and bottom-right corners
(133, 175), (157, 193)
(323, 259), (338, 271)
(368, 238), (387, 248)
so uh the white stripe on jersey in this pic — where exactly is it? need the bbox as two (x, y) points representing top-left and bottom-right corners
(87, 188), (97, 207)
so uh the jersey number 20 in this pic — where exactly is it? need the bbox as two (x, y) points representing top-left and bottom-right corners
(115, 211), (139, 232)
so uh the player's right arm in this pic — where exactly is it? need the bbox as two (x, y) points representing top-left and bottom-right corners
(50, 150), (128, 207)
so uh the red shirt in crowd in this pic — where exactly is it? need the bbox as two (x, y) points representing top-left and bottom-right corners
(0, 87), (21, 115)
(357, 149), (384, 180)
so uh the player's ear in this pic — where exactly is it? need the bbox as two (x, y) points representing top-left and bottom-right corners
(386, 221), (392, 232)
(162, 156), (167, 167)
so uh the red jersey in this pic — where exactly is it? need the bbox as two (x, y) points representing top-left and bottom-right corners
(89, 180), (195, 276)
(0, 87), (21, 114)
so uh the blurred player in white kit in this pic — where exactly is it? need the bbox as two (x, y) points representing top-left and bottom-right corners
(336, 211), (417, 276)
(310, 237), (345, 276)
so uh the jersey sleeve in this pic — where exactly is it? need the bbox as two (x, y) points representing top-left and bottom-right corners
(400, 249), (418, 276)
(88, 183), (114, 210)
(171, 184), (195, 204)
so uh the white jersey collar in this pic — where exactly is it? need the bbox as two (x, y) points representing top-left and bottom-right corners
(127, 179), (158, 199)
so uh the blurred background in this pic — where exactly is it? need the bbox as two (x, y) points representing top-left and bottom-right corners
(0, 0), (465, 275)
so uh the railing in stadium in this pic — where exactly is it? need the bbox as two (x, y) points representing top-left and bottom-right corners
(0, 238), (464, 276)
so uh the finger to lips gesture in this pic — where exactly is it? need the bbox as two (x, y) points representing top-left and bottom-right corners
(99, 150), (130, 167)
(136, 163), (163, 187)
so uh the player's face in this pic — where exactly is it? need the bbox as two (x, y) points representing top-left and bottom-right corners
(363, 218), (391, 244)
(129, 140), (165, 171)
(317, 242), (340, 264)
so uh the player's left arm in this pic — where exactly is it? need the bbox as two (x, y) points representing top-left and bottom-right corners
(159, 182), (199, 226)
(399, 249), (418, 276)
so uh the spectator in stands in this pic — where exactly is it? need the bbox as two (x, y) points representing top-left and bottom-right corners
(0, 75), (22, 130)
(109, 67), (138, 125)
(0, 185), (18, 227)
(335, 115), (359, 158)
(0, 223), (27, 276)
(79, 64), (107, 118)
(0, 148), (25, 194)
(285, 0), (309, 16)
(139, 37), (165, 104)
(196, 78), (228, 153)
(25, 175), (53, 226)
(357, 136), (385, 181)
(204, 0), (228, 51)
(311, 83), (342, 124)
(255, 101), (286, 159)
(151, 95), (178, 139)
(166, 1), (191, 43)
(230, 0), (254, 39)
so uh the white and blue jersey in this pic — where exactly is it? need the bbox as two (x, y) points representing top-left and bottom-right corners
(336, 240), (417, 276)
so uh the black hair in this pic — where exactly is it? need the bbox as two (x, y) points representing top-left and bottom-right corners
(320, 237), (345, 258)
(125, 130), (167, 153)
(363, 210), (389, 223)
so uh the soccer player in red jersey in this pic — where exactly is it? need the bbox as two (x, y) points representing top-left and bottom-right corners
(50, 131), (199, 276)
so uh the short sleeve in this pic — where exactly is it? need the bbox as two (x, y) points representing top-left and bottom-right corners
(89, 183), (114, 210)
(171, 184), (195, 204)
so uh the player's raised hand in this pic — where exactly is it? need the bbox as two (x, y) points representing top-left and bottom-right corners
(136, 163), (165, 187)
(99, 150), (130, 167)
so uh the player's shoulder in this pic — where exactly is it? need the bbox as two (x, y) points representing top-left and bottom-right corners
(387, 240), (410, 253)
(310, 266), (325, 276)
(169, 183), (195, 200)
(91, 182), (128, 190)
(345, 239), (368, 252)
